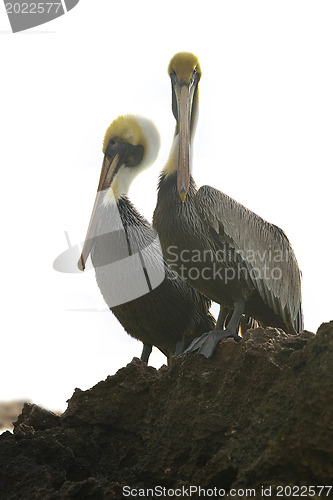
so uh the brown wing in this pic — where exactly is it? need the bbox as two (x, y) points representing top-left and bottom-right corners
(195, 185), (303, 332)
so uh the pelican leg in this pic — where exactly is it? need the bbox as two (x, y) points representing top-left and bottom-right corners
(184, 300), (244, 358)
(216, 306), (231, 329)
(140, 344), (152, 363)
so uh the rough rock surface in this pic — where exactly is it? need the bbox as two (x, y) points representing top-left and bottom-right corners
(0, 322), (332, 499)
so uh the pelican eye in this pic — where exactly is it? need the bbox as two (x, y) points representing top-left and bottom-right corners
(104, 137), (120, 157)
(190, 67), (200, 85)
(170, 70), (179, 86)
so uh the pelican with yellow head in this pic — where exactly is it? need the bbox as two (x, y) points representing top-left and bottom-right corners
(78, 114), (215, 364)
(153, 53), (303, 358)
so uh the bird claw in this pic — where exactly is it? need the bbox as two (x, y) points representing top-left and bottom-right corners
(185, 329), (242, 358)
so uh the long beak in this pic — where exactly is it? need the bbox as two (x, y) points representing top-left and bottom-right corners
(175, 83), (195, 202)
(78, 153), (120, 271)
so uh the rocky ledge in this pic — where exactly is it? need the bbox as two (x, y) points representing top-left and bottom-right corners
(0, 322), (332, 499)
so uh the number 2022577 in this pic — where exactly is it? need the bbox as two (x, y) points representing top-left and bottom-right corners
(5, 3), (62, 14)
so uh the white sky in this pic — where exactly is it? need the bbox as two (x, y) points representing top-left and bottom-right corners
(0, 1), (332, 413)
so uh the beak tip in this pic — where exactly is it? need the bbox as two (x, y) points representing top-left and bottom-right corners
(178, 184), (188, 203)
(78, 256), (85, 272)
(179, 192), (187, 203)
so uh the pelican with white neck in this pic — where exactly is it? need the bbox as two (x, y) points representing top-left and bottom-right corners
(78, 114), (215, 364)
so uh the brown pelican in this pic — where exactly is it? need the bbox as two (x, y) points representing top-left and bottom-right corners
(78, 114), (215, 364)
(153, 52), (303, 358)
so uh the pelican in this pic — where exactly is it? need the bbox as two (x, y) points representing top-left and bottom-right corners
(78, 114), (215, 364)
(153, 52), (303, 358)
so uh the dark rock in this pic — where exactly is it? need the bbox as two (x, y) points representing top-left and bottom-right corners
(14, 403), (60, 436)
(0, 323), (332, 499)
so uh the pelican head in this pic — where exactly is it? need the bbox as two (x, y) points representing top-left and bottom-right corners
(168, 52), (201, 202)
(78, 115), (160, 271)
(101, 114), (160, 203)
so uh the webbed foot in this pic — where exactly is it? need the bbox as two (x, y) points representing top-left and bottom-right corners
(184, 328), (242, 358)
